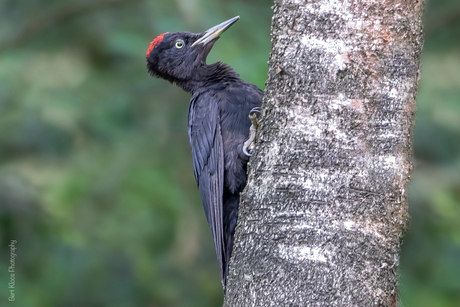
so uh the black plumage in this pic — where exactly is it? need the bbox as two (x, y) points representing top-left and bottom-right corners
(146, 16), (262, 290)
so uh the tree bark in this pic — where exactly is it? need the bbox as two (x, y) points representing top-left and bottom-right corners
(224, 0), (423, 306)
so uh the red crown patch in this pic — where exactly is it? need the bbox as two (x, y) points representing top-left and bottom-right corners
(146, 33), (168, 56)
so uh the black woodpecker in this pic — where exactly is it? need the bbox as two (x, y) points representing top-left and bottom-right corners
(146, 16), (262, 290)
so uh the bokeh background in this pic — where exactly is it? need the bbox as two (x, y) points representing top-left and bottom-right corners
(0, 0), (458, 306)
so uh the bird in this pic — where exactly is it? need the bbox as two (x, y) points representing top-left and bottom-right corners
(146, 16), (262, 290)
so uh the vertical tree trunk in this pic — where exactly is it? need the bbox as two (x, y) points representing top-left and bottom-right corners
(224, 0), (423, 306)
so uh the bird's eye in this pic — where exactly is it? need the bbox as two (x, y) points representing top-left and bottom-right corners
(175, 40), (184, 49)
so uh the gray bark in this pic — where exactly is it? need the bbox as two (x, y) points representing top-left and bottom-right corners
(224, 0), (423, 306)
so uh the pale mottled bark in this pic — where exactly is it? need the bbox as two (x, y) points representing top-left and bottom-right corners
(224, 0), (423, 306)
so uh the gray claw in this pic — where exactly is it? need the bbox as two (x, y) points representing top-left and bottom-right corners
(243, 144), (252, 157)
(243, 109), (260, 157)
(250, 107), (261, 115)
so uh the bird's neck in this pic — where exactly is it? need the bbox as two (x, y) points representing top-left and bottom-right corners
(175, 62), (240, 94)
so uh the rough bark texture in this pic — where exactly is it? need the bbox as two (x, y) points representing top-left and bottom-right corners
(223, 0), (423, 306)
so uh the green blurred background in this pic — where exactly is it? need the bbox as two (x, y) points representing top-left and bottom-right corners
(0, 0), (458, 306)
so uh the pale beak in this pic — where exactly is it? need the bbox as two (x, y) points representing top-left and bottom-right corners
(191, 16), (240, 47)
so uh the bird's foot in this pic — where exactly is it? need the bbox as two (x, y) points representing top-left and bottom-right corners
(243, 107), (261, 157)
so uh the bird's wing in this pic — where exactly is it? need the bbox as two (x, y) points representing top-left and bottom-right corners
(188, 93), (225, 279)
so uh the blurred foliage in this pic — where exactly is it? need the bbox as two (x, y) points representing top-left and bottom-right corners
(400, 1), (460, 305)
(0, 0), (458, 306)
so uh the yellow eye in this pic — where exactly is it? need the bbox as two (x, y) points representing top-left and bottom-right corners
(175, 40), (184, 49)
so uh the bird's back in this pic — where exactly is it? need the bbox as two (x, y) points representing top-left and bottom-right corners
(188, 78), (262, 288)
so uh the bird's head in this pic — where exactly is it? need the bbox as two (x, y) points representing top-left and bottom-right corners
(146, 16), (239, 85)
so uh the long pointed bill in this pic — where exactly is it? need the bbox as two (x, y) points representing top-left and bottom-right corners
(191, 16), (240, 47)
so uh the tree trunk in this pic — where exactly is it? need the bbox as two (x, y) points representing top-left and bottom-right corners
(224, 0), (423, 306)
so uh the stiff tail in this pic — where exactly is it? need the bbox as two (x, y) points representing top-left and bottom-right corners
(221, 192), (240, 290)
